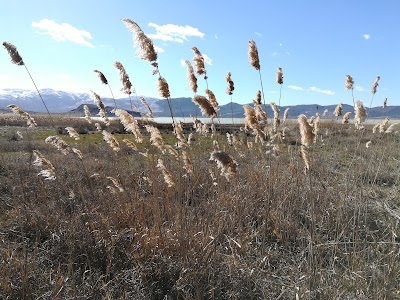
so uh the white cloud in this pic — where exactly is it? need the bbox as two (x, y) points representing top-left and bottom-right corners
(355, 85), (365, 91)
(147, 23), (205, 43)
(363, 33), (371, 40)
(288, 85), (304, 91)
(202, 54), (212, 66)
(32, 19), (94, 47)
(309, 86), (335, 95)
(154, 46), (165, 53)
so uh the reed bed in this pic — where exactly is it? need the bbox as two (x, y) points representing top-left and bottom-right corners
(0, 19), (399, 300)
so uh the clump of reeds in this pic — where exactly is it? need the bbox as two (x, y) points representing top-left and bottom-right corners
(91, 91), (110, 126)
(3, 41), (53, 123)
(32, 150), (56, 180)
(113, 108), (143, 143)
(184, 60), (198, 93)
(102, 131), (120, 152)
(298, 114), (315, 147)
(192, 95), (216, 119)
(156, 159), (175, 187)
(65, 127), (80, 140)
(333, 103), (343, 119)
(209, 151), (237, 181)
(121, 18), (158, 63)
(354, 100), (366, 130)
(7, 104), (37, 127)
(342, 112), (351, 124)
(276, 67), (284, 106)
(83, 105), (92, 124)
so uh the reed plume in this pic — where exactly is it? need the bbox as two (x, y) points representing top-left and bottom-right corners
(253, 101), (267, 124)
(354, 100), (367, 130)
(204, 89), (219, 112)
(365, 141), (372, 148)
(248, 40), (260, 70)
(182, 151), (193, 175)
(283, 108), (289, 124)
(83, 105), (92, 124)
(45, 136), (71, 155)
(313, 115), (320, 143)
(342, 112), (351, 124)
(345, 75), (354, 90)
(145, 125), (174, 155)
(379, 117), (389, 133)
(121, 18), (158, 62)
(209, 151), (237, 181)
(140, 97), (153, 118)
(8, 104), (37, 127)
(243, 105), (265, 141)
(372, 123), (379, 133)
(173, 121), (187, 148)
(383, 98), (387, 108)
(65, 127), (80, 140)
(371, 76), (380, 95)
(270, 102), (280, 132)
(322, 109), (328, 117)
(298, 114), (315, 147)
(226, 72), (234, 95)
(3, 41), (53, 123)
(114, 61), (132, 95)
(192, 47), (207, 78)
(102, 130), (120, 152)
(385, 123), (400, 134)
(91, 91), (110, 126)
(276, 67), (284, 106)
(113, 108), (143, 143)
(254, 90), (262, 105)
(32, 150), (56, 180)
(192, 95), (216, 118)
(158, 76), (170, 98)
(184, 60), (198, 93)
(156, 159), (175, 187)
(333, 103), (343, 119)
(94, 70), (117, 109)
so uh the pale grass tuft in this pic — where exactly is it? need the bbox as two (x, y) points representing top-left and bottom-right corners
(184, 60), (198, 93)
(107, 176), (125, 192)
(113, 108), (143, 143)
(313, 115), (320, 143)
(365, 141), (372, 148)
(248, 40), (260, 70)
(342, 112), (351, 124)
(333, 103), (343, 118)
(91, 91), (110, 126)
(45, 136), (71, 155)
(83, 105), (92, 124)
(192, 47), (207, 77)
(283, 108), (289, 124)
(122, 139), (137, 150)
(114, 61), (133, 95)
(298, 114), (315, 147)
(182, 151), (193, 175)
(102, 131), (120, 152)
(121, 18), (158, 62)
(276, 67), (283, 85)
(385, 123), (400, 134)
(372, 124), (379, 133)
(193, 95), (216, 118)
(32, 150), (56, 180)
(345, 75), (354, 90)
(226, 72), (234, 95)
(156, 158), (175, 187)
(3, 42), (24, 65)
(8, 104), (37, 127)
(158, 76), (171, 98)
(94, 70), (108, 85)
(65, 127), (80, 140)
(379, 117), (389, 133)
(210, 151), (238, 181)
(371, 76), (380, 95)
(322, 109), (329, 117)
(354, 100), (367, 130)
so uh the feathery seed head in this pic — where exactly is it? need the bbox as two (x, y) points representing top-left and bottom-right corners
(276, 67), (284, 85)
(372, 76), (380, 95)
(156, 158), (175, 187)
(248, 40), (260, 70)
(114, 61), (132, 95)
(226, 72), (234, 95)
(8, 104), (37, 127)
(354, 100), (366, 129)
(209, 151), (237, 181)
(193, 95), (216, 118)
(158, 76), (170, 98)
(83, 105), (92, 124)
(3, 42), (24, 65)
(204, 89), (219, 111)
(94, 70), (108, 85)
(65, 127), (80, 140)
(184, 60), (198, 93)
(298, 114), (315, 147)
(342, 112), (351, 124)
(192, 47), (207, 76)
(345, 75), (354, 90)
(333, 103), (343, 118)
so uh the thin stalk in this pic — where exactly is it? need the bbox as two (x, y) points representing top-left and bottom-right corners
(230, 94), (234, 133)
(278, 84), (283, 107)
(107, 84), (117, 109)
(24, 65), (54, 125)
(258, 69), (266, 113)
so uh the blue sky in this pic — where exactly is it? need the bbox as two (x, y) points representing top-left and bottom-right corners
(1, 0), (398, 107)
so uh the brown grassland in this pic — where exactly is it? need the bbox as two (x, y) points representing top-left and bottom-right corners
(1, 20), (400, 300)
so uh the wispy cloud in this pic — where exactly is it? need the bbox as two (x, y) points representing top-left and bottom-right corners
(147, 23), (205, 43)
(32, 19), (94, 47)
(355, 85), (365, 91)
(255, 32), (262, 37)
(288, 85), (304, 91)
(202, 54), (212, 66)
(363, 33), (371, 40)
(309, 86), (335, 95)
(215, 34), (218, 40)
(154, 46), (165, 53)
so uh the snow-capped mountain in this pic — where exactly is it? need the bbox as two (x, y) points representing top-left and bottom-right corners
(0, 88), (162, 113)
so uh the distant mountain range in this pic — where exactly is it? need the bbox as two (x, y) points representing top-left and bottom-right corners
(0, 88), (398, 119)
